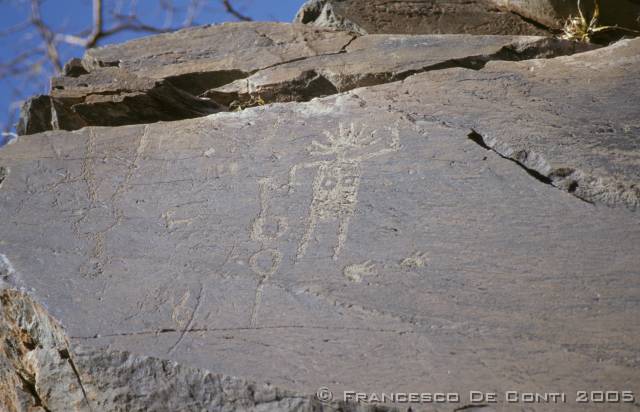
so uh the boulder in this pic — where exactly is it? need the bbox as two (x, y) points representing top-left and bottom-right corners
(1, 25), (639, 411)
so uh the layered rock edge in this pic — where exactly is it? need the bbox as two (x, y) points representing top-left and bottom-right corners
(18, 23), (594, 136)
(0, 288), (396, 411)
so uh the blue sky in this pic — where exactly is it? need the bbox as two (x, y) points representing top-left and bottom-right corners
(0, 0), (304, 140)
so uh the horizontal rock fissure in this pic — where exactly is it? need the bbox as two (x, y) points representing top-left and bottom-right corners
(204, 38), (598, 112)
(71, 324), (413, 340)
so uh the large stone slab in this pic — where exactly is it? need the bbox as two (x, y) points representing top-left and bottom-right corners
(372, 38), (640, 209)
(1, 37), (639, 411)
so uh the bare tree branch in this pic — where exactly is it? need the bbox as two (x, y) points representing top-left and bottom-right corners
(87, 0), (105, 48)
(30, 0), (62, 72)
(184, 0), (204, 27)
(0, 50), (44, 79)
(221, 0), (252, 21)
(0, 0), (257, 133)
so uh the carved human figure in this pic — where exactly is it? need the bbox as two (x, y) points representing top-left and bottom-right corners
(289, 123), (400, 260)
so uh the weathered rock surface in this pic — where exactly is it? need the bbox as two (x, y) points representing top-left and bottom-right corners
(376, 38), (640, 209)
(294, 0), (552, 36)
(18, 23), (356, 135)
(295, 0), (640, 34)
(0, 289), (393, 411)
(1, 29), (639, 411)
(18, 23), (593, 136)
(208, 35), (594, 107)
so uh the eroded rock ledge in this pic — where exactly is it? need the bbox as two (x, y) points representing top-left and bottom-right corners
(17, 22), (594, 136)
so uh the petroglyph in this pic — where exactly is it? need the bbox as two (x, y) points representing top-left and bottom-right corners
(249, 249), (283, 278)
(248, 248), (284, 328)
(0, 253), (21, 288)
(400, 251), (429, 270)
(291, 123), (400, 261)
(248, 178), (288, 328)
(343, 260), (377, 283)
(250, 178), (289, 243)
(170, 290), (192, 328)
(74, 126), (150, 277)
(161, 209), (195, 231)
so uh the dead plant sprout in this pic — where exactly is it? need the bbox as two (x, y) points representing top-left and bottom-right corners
(562, 0), (640, 43)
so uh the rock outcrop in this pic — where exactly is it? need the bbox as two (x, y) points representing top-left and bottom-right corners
(294, 0), (552, 35)
(2, 11), (640, 412)
(17, 23), (356, 135)
(17, 23), (594, 136)
(295, 0), (640, 35)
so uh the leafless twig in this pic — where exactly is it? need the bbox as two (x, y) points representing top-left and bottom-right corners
(222, 0), (253, 21)
(0, 0), (255, 133)
(30, 0), (63, 72)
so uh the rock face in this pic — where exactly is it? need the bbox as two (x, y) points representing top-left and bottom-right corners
(294, 0), (552, 35)
(17, 22), (593, 136)
(295, 0), (640, 34)
(2, 20), (640, 412)
(209, 36), (594, 107)
(0, 289), (390, 411)
(18, 23), (356, 135)
(494, 0), (640, 30)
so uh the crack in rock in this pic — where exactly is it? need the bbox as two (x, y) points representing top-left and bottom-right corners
(204, 36), (596, 110)
(468, 130), (639, 209)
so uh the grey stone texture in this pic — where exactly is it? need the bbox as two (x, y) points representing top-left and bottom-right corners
(17, 22), (594, 136)
(293, 0), (551, 36)
(1, 19), (640, 412)
(295, 0), (640, 34)
(0, 290), (393, 411)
